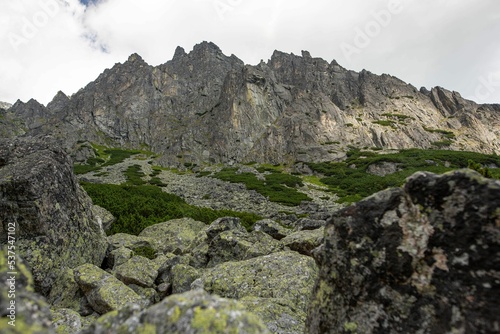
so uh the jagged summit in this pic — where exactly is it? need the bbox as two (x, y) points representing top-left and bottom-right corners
(2, 41), (499, 166)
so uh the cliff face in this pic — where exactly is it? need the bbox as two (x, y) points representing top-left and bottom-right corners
(3, 42), (499, 165)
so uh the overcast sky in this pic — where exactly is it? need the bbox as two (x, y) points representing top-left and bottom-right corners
(1, 0), (499, 105)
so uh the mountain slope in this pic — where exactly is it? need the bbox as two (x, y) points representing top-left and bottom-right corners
(3, 41), (499, 165)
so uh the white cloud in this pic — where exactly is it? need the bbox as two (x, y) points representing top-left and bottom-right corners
(0, 0), (499, 105)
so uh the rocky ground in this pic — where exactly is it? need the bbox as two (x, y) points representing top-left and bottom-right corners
(1, 138), (499, 333)
(79, 155), (343, 220)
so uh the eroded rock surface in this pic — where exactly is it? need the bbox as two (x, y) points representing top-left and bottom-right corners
(306, 170), (500, 334)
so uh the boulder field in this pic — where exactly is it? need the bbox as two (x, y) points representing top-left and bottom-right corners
(1, 138), (498, 333)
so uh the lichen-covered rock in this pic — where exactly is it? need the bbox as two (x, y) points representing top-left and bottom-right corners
(114, 255), (158, 288)
(138, 218), (207, 254)
(107, 233), (155, 253)
(240, 297), (306, 334)
(82, 289), (270, 334)
(73, 263), (145, 315)
(282, 228), (324, 256)
(197, 251), (318, 312)
(306, 170), (500, 334)
(253, 219), (291, 240)
(0, 137), (108, 296)
(171, 264), (200, 294)
(207, 229), (283, 267)
(0, 247), (54, 333)
(50, 308), (82, 334)
(47, 269), (91, 315)
(189, 217), (284, 268)
(105, 247), (133, 270)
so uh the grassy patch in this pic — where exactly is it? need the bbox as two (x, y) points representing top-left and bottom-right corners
(372, 120), (397, 128)
(307, 148), (500, 203)
(73, 145), (154, 175)
(424, 127), (456, 139)
(82, 183), (262, 235)
(212, 168), (311, 206)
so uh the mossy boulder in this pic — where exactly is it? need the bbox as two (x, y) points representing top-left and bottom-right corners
(240, 297), (306, 334)
(74, 263), (145, 315)
(82, 289), (270, 334)
(306, 170), (500, 333)
(197, 251), (318, 312)
(138, 218), (207, 254)
(0, 138), (108, 297)
(114, 255), (158, 288)
(282, 227), (324, 256)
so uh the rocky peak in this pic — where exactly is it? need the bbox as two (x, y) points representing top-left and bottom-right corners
(46, 91), (70, 115)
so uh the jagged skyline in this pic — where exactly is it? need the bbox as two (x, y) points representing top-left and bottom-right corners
(1, 0), (499, 105)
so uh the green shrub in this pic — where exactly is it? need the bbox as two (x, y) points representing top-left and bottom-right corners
(81, 183), (262, 235)
(134, 246), (156, 259)
(212, 168), (311, 206)
(307, 149), (500, 203)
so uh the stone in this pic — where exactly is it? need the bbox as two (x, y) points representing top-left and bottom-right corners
(107, 233), (155, 253)
(253, 219), (290, 240)
(73, 263), (145, 315)
(240, 297), (306, 334)
(114, 255), (158, 288)
(138, 218), (207, 254)
(293, 218), (326, 231)
(0, 137), (108, 297)
(198, 251), (318, 312)
(50, 308), (83, 334)
(306, 170), (500, 334)
(47, 268), (90, 315)
(105, 247), (133, 270)
(82, 289), (270, 334)
(282, 228), (324, 256)
(170, 264), (201, 294)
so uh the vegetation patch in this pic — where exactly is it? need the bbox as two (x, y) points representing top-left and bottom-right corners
(212, 168), (311, 206)
(424, 127), (456, 139)
(124, 165), (147, 186)
(372, 120), (397, 128)
(74, 144), (155, 175)
(307, 148), (500, 203)
(81, 183), (262, 235)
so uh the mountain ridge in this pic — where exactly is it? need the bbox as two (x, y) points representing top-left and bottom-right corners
(2, 41), (499, 166)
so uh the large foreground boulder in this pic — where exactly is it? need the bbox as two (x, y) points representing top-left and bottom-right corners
(306, 170), (500, 333)
(0, 137), (108, 296)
